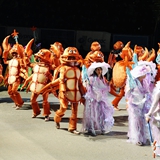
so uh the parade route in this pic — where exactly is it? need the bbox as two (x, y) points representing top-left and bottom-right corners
(0, 89), (155, 160)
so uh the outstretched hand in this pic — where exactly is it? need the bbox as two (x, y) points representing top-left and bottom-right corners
(80, 97), (85, 105)
(20, 84), (26, 91)
(145, 114), (151, 122)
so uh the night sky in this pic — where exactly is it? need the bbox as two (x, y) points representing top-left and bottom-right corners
(0, 0), (158, 35)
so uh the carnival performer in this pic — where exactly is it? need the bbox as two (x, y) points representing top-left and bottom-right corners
(81, 41), (109, 90)
(81, 62), (114, 136)
(21, 49), (53, 121)
(82, 41), (105, 72)
(85, 41), (101, 60)
(110, 41), (133, 110)
(0, 46), (4, 85)
(125, 64), (152, 146)
(38, 47), (86, 134)
(107, 40), (124, 69)
(2, 30), (32, 109)
(145, 81), (160, 157)
(49, 41), (64, 68)
(0, 62), (3, 84)
(107, 41), (124, 95)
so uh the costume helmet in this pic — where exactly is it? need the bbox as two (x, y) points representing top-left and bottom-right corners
(34, 49), (51, 64)
(113, 41), (124, 50)
(2, 30), (25, 59)
(90, 41), (101, 51)
(88, 50), (104, 63)
(60, 47), (82, 65)
(9, 43), (24, 58)
(134, 45), (144, 57)
(50, 42), (64, 56)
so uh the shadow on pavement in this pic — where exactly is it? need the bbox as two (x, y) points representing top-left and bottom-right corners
(0, 97), (31, 103)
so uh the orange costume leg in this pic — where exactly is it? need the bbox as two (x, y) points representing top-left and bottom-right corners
(112, 87), (125, 110)
(68, 102), (78, 132)
(30, 93), (41, 117)
(8, 85), (17, 106)
(8, 80), (24, 107)
(109, 80), (120, 97)
(54, 98), (68, 124)
(42, 92), (51, 117)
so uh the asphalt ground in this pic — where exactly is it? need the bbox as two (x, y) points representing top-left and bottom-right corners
(0, 88), (157, 160)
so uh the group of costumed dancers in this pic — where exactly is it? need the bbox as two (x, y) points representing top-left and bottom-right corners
(0, 30), (160, 158)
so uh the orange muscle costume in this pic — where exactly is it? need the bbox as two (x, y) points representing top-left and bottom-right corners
(21, 49), (53, 121)
(50, 41), (64, 68)
(0, 46), (4, 84)
(111, 41), (134, 110)
(39, 47), (86, 133)
(84, 41), (104, 68)
(2, 30), (32, 109)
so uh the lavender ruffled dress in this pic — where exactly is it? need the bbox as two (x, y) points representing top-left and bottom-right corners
(125, 79), (150, 145)
(81, 76), (114, 135)
(145, 81), (160, 156)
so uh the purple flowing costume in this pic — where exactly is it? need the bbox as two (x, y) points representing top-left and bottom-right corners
(145, 81), (160, 156)
(125, 79), (150, 145)
(82, 76), (114, 134)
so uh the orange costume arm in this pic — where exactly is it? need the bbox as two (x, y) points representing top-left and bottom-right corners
(21, 75), (33, 91)
(147, 48), (156, 62)
(107, 53), (117, 68)
(0, 64), (4, 83)
(38, 66), (65, 95)
(2, 35), (10, 64)
(79, 75), (87, 95)
(39, 78), (60, 95)
(109, 80), (120, 97)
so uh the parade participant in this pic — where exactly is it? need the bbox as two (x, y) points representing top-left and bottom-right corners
(85, 41), (101, 60)
(111, 41), (133, 110)
(21, 49), (53, 121)
(83, 41), (104, 69)
(82, 41), (104, 87)
(133, 45), (156, 62)
(107, 40), (124, 69)
(125, 64), (152, 146)
(145, 81), (160, 157)
(49, 41), (64, 68)
(0, 46), (4, 85)
(2, 30), (32, 109)
(81, 62), (114, 136)
(0, 61), (3, 84)
(38, 47), (86, 134)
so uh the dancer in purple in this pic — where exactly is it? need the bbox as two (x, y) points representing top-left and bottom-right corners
(145, 81), (160, 157)
(81, 62), (114, 136)
(125, 64), (152, 146)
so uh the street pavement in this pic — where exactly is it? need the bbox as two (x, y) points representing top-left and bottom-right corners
(0, 88), (157, 160)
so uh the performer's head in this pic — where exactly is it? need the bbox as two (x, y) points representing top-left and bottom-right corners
(87, 62), (110, 78)
(113, 41), (124, 50)
(130, 64), (151, 82)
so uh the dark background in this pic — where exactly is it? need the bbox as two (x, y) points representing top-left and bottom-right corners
(0, 0), (160, 51)
(0, 0), (159, 35)
(0, 0), (160, 80)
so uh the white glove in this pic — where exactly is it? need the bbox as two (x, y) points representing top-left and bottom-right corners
(142, 97), (147, 104)
(145, 114), (151, 122)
